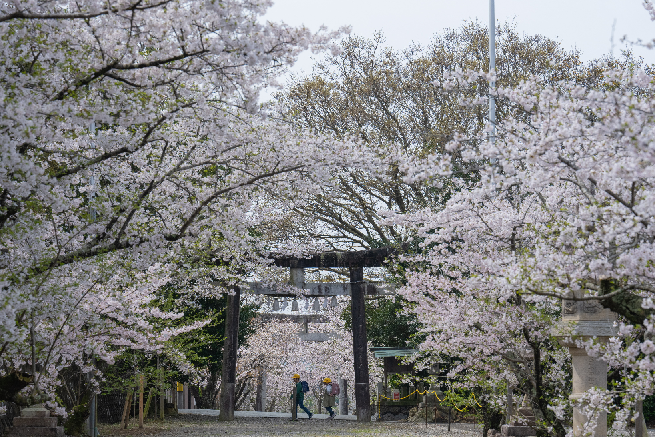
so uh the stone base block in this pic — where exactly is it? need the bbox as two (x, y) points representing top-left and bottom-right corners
(13, 417), (58, 427)
(7, 426), (64, 436)
(20, 408), (50, 418)
(501, 424), (537, 436)
(511, 419), (536, 427)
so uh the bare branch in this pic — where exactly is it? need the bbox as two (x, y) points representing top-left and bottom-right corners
(524, 284), (653, 301)
(0, 0), (174, 23)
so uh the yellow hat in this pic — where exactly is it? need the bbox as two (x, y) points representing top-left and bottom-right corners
(323, 377), (332, 383)
(293, 374), (300, 379)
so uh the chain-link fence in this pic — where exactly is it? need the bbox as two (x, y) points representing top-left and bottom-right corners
(97, 393), (127, 424)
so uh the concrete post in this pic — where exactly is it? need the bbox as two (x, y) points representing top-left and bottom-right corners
(553, 293), (617, 437)
(350, 266), (371, 422)
(255, 368), (267, 412)
(291, 383), (297, 420)
(339, 378), (348, 416)
(506, 385), (513, 424)
(377, 381), (385, 421)
(219, 286), (241, 421)
(570, 348), (608, 436)
(401, 383), (409, 399)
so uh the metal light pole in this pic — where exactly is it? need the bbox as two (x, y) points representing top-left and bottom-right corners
(489, 0), (496, 142)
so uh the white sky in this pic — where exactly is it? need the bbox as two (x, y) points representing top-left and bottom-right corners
(264, 0), (655, 79)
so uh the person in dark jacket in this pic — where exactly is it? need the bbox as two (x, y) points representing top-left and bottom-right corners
(291, 374), (312, 419)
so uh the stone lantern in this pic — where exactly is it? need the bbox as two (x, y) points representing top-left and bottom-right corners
(552, 293), (617, 437)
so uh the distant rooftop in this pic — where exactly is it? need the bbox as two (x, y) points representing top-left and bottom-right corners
(370, 347), (418, 359)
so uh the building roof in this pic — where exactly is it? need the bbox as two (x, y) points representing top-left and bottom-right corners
(370, 347), (418, 359)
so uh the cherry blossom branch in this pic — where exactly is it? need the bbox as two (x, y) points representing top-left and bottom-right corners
(35, 277), (102, 387)
(32, 163), (307, 276)
(1, 0), (174, 23)
(557, 155), (639, 217)
(0, 310), (27, 360)
(174, 164), (305, 239)
(53, 103), (193, 179)
(525, 285), (652, 301)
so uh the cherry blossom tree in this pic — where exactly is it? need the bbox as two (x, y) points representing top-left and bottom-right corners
(0, 0), (373, 408)
(388, 17), (655, 436)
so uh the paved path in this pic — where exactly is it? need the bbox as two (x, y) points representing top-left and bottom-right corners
(178, 409), (357, 421)
(100, 412), (655, 437)
(100, 413), (483, 436)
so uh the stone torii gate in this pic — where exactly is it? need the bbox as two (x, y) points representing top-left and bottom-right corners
(217, 247), (398, 422)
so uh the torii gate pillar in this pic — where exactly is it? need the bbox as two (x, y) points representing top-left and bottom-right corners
(350, 266), (371, 422)
(218, 286), (241, 421)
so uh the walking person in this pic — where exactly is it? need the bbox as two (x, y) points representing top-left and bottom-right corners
(323, 377), (337, 419)
(290, 374), (313, 420)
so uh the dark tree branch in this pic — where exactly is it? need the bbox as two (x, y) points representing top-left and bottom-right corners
(0, 0), (173, 23)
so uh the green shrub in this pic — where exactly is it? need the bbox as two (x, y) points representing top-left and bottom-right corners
(63, 400), (90, 437)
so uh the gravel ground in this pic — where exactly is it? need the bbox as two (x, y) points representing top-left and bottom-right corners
(99, 414), (483, 437)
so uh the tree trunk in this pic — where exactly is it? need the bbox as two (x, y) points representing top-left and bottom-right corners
(120, 390), (132, 429)
(195, 371), (220, 409)
(235, 376), (251, 411)
(636, 399), (647, 437)
(476, 388), (504, 437)
(522, 329), (567, 437)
